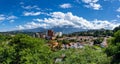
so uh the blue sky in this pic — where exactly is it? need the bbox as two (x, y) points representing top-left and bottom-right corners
(0, 0), (120, 32)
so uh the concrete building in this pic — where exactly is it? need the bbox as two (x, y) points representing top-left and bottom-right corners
(46, 30), (55, 40)
(58, 32), (62, 37)
(34, 32), (46, 38)
(48, 30), (54, 37)
(55, 32), (62, 37)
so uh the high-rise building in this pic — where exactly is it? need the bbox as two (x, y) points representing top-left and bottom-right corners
(48, 30), (54, 37)
(58, 32), (62, 37)
(46, 30), (56, 40)
(55, 32), (62, 37)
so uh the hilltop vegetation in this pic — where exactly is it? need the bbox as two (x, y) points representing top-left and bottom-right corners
(0, 34), (52, 64)
(0, 25), (120, 64)
(113, 25), (120, 32)
(69, 29), (113, 37)
(105, 30), (120, 64)
(0, 34), (110, 64)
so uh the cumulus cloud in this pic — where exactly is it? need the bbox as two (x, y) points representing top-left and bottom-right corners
(85, 3), (101, 10)
(0, 14), (17, 22)
(0, 15), (5, 21)
(23, 11), (41, 16)
(82, 0), (102, 10)
(17, 12), (120, 30)
(60, 3), (72, 9)
(24, 22), (44, 29)
(17, 21), (47, 30)
(92, 19), (118, 29)
(116, 7), (120, 12)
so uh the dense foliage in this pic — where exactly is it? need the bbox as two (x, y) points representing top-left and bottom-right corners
(2, 32), (120, 64)
(105, 30), (120, 64)
(70, 29), (113, 37)
(0, 34), (52, 64)
(52, 46), (110, 64)
(93, 37), (104, 45)
(0, 34), (11, 42)
(113, 25), (120, 32)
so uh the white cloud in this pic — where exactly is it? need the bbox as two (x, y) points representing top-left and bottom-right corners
(0, 14), (17, 22)
(24, 22), (43, 29)
(22, 5), (40, 10)
(104, 0), (119, 2)
(85, 3), (101, 10)
(7, 15), (17, 23)
(60, 3), (72, 9)
(23, 11), (41, 16)
(92, 19), (117, 29)
(0, 15), (5, 21)
(116, 7), (120, 12)
(33, 19), (43, 22)
(17, 21), (47, 30)
(9, 20), (15, 23)
(89, 3), (101, 10)
(17, 25), (25, 30)
(117, 15), (120, 18)
(82, 0), (102, 10)
(112, 20), (117, 22)
(17, 12), (120, 30)
(7, 15), (17, 20)
(0, 17), (5, 21)
(82, 0), (99, 3)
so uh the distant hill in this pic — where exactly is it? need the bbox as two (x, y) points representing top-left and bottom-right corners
(19, 27), (46, 32)
(50, 25), (87, 34)
(13, 25), (88, 34)
(8, 25), (119, 34)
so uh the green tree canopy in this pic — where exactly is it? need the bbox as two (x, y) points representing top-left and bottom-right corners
(52, 46), (110, 64)
(105, 30), (120, 64)
(113, 25), (120, 32)
(0, 34), (53, 64)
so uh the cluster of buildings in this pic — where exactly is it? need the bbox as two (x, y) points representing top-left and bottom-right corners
(34, 30), (108, 50)
(61, 42), (84, 49)
(33, 30), (62, 40)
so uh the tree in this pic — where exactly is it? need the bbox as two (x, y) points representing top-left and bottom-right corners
(62, 39), (70, 44)
(0, 34), (53, 64)
(0, 33), (112, 64)
(52, 46), (110, 64)
(105, 30), (120, 64)
(113, 25), (120, 32)
(114, 30), (120, 44)
(93, 38), (103, 45)
(0, 34), (11, 43)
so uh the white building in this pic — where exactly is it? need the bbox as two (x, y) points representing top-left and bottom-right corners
(55, 32), (62, 37)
